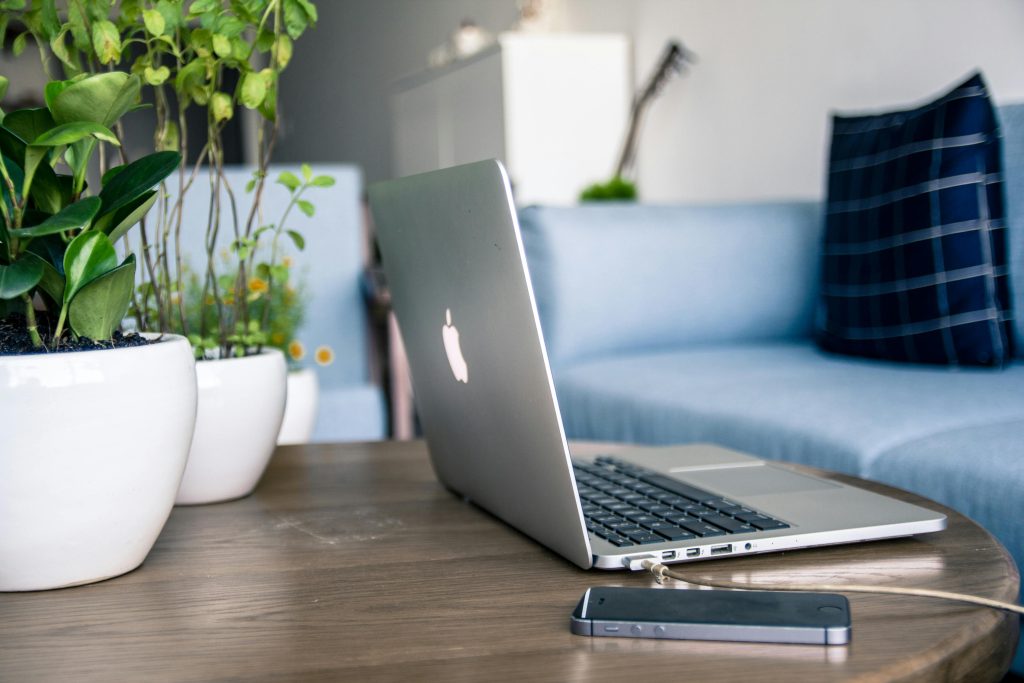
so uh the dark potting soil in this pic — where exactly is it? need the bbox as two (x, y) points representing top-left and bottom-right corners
(0, 313), (151, 356)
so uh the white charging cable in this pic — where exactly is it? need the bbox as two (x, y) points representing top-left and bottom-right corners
(641, 559), (1024, 615)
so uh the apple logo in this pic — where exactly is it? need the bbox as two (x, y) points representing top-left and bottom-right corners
(442, 308), (469, 383)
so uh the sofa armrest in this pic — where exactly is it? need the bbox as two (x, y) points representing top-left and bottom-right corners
(519, 201), (823, 368)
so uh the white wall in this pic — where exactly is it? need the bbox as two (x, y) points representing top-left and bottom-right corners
(563, 0), (1024, 202)
(276, 0), (1024, 202)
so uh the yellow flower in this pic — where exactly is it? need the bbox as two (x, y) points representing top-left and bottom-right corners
(270, 332), (285, 346)
(204, 295), (216, 306)
(288, 340), (306, 361)
(314, 345), (334, 366)
(248, 277), (269, 293)
(282, 256), (294, 268)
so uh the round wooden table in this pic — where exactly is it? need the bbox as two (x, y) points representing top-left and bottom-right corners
(0, 440), (1018, 682)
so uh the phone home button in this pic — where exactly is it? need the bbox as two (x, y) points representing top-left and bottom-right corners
(631, 624), (643, 635)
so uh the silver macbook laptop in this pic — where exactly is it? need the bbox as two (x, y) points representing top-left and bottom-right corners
(368, 160), (946, 571)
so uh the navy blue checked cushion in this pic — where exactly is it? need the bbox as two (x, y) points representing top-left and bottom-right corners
(817, 73), (1013, 366)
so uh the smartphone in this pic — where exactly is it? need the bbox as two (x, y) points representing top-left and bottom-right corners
(570, 586), (850, 645)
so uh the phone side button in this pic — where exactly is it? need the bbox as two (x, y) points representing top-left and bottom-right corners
(603, 625), (620, 633)
(654, 625), (666, 637)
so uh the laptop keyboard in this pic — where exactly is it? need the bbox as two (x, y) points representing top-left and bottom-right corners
(573, 456), (790, 548)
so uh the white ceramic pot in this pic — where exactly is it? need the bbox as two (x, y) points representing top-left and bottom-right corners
(0, 334), (197, 591)
(175, 348), (287, 505)
(277, 368), (319, 445)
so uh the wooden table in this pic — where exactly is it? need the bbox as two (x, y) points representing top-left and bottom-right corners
(1, 441), (1018, 682)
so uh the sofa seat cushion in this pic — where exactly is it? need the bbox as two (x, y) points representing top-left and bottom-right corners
(554, 340), (1024, 476)
(867, 418), (1024, 583)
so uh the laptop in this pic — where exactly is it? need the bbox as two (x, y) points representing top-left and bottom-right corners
(368, 159), (946, 571)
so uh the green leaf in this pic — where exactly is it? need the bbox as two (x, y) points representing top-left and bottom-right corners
(258, 72), (277, 121)
(311, 175), (335, 188)
(49, 28), (80, 75)
(22, 251), (64, 304)
(97, 150), (181, 218)
(3, 108), (56, 145)
(212, 32), (231, 58)
(274, 34), (293, 69)
(144, 65), (171, 86)
(188, 0), (219, 15)
(50, 72), (141, 128)
(286, 229), (305, 251)
(12, 31), (26, 57)
(296, 199), (314, 217)
(26, 233), (65, 274)
(0, 256), (43, 299)
(63, 230), (118, 305)
(245, 178), (256, 192)
(239, 70), (267, 109)
(143, 8), (166, 36)
(277, 170), (300, 192)
(301, 163), (312, 181)
(0, 76), (8, 103)
(210, 91), (232, 122)
(44, 79), (70, 112)
(10, 196), (101, 238)
(104, 190), (157, 244)
(68, 254), (135, 340)
(91, 20), (122, 65)
(31, 121), (119, 147)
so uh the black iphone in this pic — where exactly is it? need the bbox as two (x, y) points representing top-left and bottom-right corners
(570, 586), (851, 645)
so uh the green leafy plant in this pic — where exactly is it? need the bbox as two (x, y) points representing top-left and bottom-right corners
(162, 164), (331, 359)
(10, 0), (319, 358)
(579, 176), (637, 202)
(0, 70), (180, 349)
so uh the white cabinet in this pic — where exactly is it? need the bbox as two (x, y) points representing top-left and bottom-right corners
(392, 33), (631, 205)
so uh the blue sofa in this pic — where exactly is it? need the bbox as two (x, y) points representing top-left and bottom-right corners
(519, 103), (1024, 669)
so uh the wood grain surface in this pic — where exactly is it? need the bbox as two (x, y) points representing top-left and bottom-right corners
(0, 440), (1018, 682)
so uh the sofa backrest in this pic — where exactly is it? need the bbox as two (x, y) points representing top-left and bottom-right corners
(998, 103), (1024, 358)
(519, 202), (823, 368)
(173, 164), (371, 387)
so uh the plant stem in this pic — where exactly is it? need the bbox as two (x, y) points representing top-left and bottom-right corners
(21, 293), (43, 348)
(53, 303), (68, 344)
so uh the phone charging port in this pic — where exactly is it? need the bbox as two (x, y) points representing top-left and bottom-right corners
(710, 544), (733, 555)
(661, 551), (676, 560)
(685, 548), (700, 558)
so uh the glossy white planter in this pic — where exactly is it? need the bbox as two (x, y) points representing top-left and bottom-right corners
(176, 349), (287, 505)
(0, 334), (197, 591)
(277, 368), (319, 445)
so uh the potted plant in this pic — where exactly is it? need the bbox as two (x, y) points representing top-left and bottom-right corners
(178, 217), (330, 446)
(0, 70), (192, 591)
(13, 0), (321, 504)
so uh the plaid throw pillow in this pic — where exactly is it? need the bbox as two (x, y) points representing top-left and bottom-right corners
(818, 73), (1013, 366)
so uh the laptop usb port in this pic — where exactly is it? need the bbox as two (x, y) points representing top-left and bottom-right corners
(661, 551), (676, 560)
(685, 548), (700, 558)
(710, 544), (733, 555)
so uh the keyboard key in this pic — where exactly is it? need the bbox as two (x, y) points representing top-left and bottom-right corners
(606, 535), (634, 547)
(638, 474), (720, 503)
(663, 512), (692, 525)
(604, 502), (632, 513)
(701, 514), (755, 534)
(607, 523), (642, 535)
(625, 531), (664, 545)
(653, 527), (697, 542)
(646, 505), (675, 516)
(676, 520), (728, 537)
(737, 514), (790, 530)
